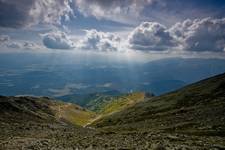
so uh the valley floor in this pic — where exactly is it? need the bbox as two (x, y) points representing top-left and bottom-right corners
(1, 122), (225, 150)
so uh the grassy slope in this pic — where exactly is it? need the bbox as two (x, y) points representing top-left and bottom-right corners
(0, 92), (147, 127)
(1, 74), (225, 149)
(79, 92), (147, 126)
(0, 96), (56, 124)
(84, 94), (116, 112)
(52, 92), (147, 126)
(0, 96), (96, 126)
(99, 92), (146, 115)
(49, 102), (96, 126)
(91, 73), (225, 135)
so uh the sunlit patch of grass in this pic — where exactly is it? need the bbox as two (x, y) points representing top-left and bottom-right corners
(50, 103), (96, 126)
(99, 92), (146, 115)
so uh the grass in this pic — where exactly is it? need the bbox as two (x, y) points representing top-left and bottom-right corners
(50, 103), (96, 126)
(91, 73), (225, 137)
(99, 92), (146, 115)
(1, 73), (225, 149)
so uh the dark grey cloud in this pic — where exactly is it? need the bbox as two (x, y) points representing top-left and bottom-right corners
(42, 31), (75, 49)
(142, 0), (225, 25)
(0, 35), (20, 48)
(74, 0), (225, 25)
(0, 35), (10, 43)
(6, 41), (41, 50)
(22, 42), (41, 50)
(6, 42), (22, 49)
(74, 0), (154, 24)
(0, 34), (42, 50)
(0, 0), (73, 28)
(0, 0), (224, 28)
(128, 22), (177, 51)
(129, 18), (225, 52)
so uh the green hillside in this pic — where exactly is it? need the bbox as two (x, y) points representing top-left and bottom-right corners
(0, 96), (96, 126)
(98, 92), (147, 115)
(91, 73), (225, 136)
(80, 92), (149, 126)
(49, 101), (96, 126)
(62, 91), (149, 116)
(83, 94), (117, 112)
(1, 73), (225, 149)
(58, 90), (122, 109)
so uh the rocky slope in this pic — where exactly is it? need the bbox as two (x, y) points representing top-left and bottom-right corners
(0, 96), (96, 126)
(92, 73), (225, 136)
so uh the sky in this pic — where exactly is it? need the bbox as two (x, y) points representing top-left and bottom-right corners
(0, 0), (225, 61)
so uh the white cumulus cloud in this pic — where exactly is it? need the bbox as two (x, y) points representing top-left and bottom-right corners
(42, 31), (75, 49)
(170, 18), (225, 52)
(78, 29), (122, 52)
(129, 18), (225, 52)
(128, 22), (177, 51)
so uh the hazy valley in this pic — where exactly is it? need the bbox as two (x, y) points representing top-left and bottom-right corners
(1, 1), (225, 149)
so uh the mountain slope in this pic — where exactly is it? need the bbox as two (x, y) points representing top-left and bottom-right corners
(91, 73), (225, 136)
(60, 91), (149, 115)
(59, 90), (122, 111)
(0, 96), (56, 124)
(0, 96), (105, 149)
(48, 100), (96, 126)
(0, 96), (96, 126)
(98, 92), (147, 115)
(1, 73), (225, 149)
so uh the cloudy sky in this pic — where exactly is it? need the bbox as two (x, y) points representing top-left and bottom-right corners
(0, 0), (225, 60)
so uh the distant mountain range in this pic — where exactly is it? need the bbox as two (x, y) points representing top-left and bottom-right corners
(1, 56), (225, 98)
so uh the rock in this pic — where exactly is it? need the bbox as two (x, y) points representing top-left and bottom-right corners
(151, 143), (167, 150)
